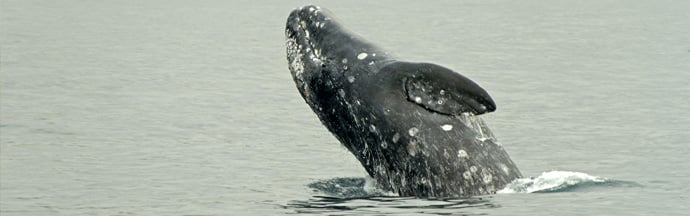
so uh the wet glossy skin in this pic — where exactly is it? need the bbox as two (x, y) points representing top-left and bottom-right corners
(286, 5), (522, 197)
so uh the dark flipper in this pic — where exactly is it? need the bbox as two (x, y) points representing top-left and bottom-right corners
(400, 62), (496, 115)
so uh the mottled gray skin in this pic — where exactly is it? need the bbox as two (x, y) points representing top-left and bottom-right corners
(286, 5), (522, 197)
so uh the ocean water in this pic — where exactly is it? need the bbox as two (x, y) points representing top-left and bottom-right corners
(1, 0), (689, 215)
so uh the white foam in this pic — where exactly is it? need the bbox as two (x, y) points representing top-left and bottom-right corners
(497, 171), (607, 194)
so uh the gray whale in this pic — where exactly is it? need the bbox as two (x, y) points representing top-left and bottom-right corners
(285, 5), (522, 197)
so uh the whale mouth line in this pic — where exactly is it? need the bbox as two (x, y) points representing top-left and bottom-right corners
(286, 6), (330, 84)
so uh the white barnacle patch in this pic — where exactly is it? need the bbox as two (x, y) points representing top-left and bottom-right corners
(380, 141), (388, 149)
(483, 173), (493, 184)
(470, 166), (478, 173)
(341, 58), (348, 64)
(408, 127), (419, 137)
(407, 141), (418, 156)
(338, 89), (346, 98)
(368, 61), (374, 65)
(357, 52), (368, 60)
(285, 37), (305, 80)
(347, 75), (355, 83)
(457, 149), (468, 158)
(300, 20), (307, 29)
(441, 124), (453, 131)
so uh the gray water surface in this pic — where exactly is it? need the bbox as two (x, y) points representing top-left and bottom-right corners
(2, 0), (689, 215)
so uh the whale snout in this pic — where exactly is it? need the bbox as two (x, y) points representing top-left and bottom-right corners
(286, 5), (335, 41)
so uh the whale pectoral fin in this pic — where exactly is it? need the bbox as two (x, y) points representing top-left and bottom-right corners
(403, 64), (497, 115)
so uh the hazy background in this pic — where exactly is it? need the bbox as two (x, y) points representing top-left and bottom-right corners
(2, 0), (689, 215)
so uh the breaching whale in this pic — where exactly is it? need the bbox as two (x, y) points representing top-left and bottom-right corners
(285, 5), (522, 197)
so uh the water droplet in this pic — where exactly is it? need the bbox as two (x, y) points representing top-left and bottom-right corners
(500, 163), (510, 174)
(369, 124), (377, 132)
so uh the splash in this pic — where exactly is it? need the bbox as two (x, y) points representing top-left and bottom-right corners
(457, 113), (496, 141)
(307, 177), (397, 198)
(307, 171), (638, 198)
(497, 171), (622, 193)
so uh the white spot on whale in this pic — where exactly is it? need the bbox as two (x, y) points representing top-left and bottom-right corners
(462, 171), (472, 179)
(441, 124), (453, 131)
(407, 141), (418, 156)
(381, 141), (388, 149)
(368, 61), (374, 65)
(357, 52), (368, 60)
(392, 133), (400, 143)
(342, 58), (348, 64)
(369, 124), (377, 132)
(413, 96), (422, 103)
(483, 173), (493, 184)
(408, 127), (419, 136)
(338, 89), (345, 97)
(470, 166), (478, 173)
(347, 76), (355, 83)
(457, 149), (468, 158)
